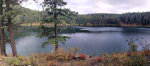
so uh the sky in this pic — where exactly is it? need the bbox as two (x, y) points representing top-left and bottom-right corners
(21, 0), (150, 14)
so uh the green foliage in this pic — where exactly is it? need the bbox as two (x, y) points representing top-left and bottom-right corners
(127, 37), (150, 52)
(38, 0), (77, 49)
(38, 25), (55, 38)
(68, 47), (80, 54)
(101, 52), (148, 66)
(13, 7), (41, 23)
(137, 37), (150, 51)
(41, 35), (70, 48)
(75, 12), (150, 26)
(17, 56), (31, 65)
(128, 40), (138, 52)
(6, 57), (21, 65)
(75, 13), (120, 26)
(37, 25), (71, 48)
(129, 53), (146, 66)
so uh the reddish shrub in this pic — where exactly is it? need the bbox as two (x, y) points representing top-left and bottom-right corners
(72, 54), (76, 57)
(143, 50), (149, 56)
(121, 53), (127, 55)
(127, 52), (136, 56)
(79, 54), (87, 60)
(95, 56), (103, 62)
(127, 52), (131, 56)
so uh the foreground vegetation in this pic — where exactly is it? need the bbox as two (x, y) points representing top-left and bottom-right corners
(0, 38), (149, 66)
(0, 48), (150, 66)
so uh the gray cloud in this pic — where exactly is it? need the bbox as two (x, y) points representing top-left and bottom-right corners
(104, 0), (149, 9)
(22, 0), (150, 14)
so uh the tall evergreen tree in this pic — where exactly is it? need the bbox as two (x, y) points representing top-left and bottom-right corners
(0, 0), (7, 56)
(4, 0), (29, 57)
(39, 0), (77, 50)
(5, 0), (18, 57)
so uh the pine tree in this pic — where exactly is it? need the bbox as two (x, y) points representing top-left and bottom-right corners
(39, 0), (77, 50)
(4, 0), (28, 57)
(0, 0), (7, 56)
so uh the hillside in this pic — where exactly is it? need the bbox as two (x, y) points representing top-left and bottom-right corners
(13, 7), (41, 24)
(13, 7), (150, 27)
(75, 12), (150, 26)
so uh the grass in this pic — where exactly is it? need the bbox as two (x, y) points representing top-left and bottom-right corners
(21, 22), (79, 27)
(0, 48), (150, 66)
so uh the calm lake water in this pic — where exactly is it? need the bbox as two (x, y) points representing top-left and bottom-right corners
(5, 26), (150, 56)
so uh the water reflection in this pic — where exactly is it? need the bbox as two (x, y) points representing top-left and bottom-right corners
(4, 26), (150, 56)
(6, 35), (53, 56)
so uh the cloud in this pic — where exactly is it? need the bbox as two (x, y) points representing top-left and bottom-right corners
(21, 0), (150, 14)
(21, 0), (43, 11)
(64, 0), (150, 14)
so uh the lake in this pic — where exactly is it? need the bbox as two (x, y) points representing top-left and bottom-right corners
(5, 26), (150, 56)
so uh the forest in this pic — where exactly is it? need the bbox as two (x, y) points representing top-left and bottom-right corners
(16, 7), (150, 27)
(14, 7), (41, 24)
(75, 12), (150, 26)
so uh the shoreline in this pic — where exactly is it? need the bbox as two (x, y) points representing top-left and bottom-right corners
(21, 22), (150, 28)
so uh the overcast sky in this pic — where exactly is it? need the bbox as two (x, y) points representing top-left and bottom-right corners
(21, 0), (150, 14)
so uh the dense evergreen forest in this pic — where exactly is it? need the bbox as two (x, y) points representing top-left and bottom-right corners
(13, 7), (41, 24)
(17, 8), (150, 26)
(75, 13), (120, 26)
(75, 12), (150, 26)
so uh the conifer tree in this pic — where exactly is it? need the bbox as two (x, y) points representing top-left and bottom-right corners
(39, 0), (77, 50)
(0, 0), (7, 56)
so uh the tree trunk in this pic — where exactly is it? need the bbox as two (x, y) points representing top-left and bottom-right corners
(54, 22), (58, 51)
(6, 0), (18, 57)
(55, 41), (58, 51)
(8, 19), (18, 57)
(0, 0), (7, 56)
(54, 0), (58, 51)
(54, 24), (58, 38)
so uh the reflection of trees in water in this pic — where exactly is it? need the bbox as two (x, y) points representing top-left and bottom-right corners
(15, 26), (150, 49)
(61, 26), (90, 34)
(10, 26), (40, 41)
(18, 26), (150, 37)
(121, 27), (150, 36)
(10, 26), (150, 56)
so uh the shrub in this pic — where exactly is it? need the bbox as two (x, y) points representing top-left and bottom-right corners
(48, 61), (54, 66)
(6, 57), (21, 66)
(95, 56), (103, 62)
(128, 41), (138, 52)
(79, 54), (87, 60)
(21, 57), (31, 65)
(51, 48), (71, 61)
(30, 53), (47, 66)
(143, 50), (150, 56)
(68, 54), (76, 60)
(128, 53), (146, 66)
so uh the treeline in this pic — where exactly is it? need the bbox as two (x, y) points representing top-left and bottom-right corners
(13, 7), (41, 23)
(120, 12), (150, 25)
(75, 12), (150, 26)
(13, 7), (150, 26)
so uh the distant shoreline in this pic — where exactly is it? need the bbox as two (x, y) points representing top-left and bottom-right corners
(79, 24), (150, 28)
(21, 22), (150, 28)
